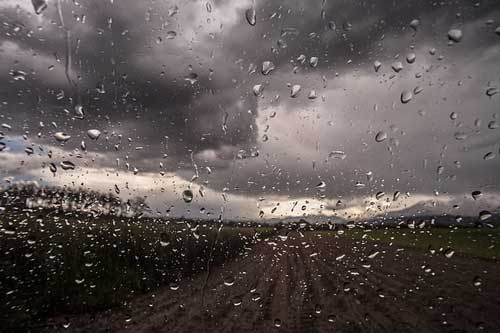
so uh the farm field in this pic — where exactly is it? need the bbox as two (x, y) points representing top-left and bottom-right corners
(34, 227), (500, 332)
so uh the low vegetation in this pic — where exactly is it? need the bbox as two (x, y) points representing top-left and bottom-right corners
(0, 207), (274, 331)
(346, 227), (500, 260)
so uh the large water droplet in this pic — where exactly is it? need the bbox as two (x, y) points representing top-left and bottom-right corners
(373, 60), (382, 72)
(447, 29), (463, 42)
(245, 8), (256, 26)
(32, 0), (47, 15)
(182, 189), (193, 203)
(87, 129), (101, 140)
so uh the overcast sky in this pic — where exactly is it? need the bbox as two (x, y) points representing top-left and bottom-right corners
(0, 0), (499, 221)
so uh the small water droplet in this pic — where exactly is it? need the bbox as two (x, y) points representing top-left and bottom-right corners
(232, 296), (242, 306)
(223, 276), (235, 286)
(329, 150), (346, 159)
(10, 70), (27, 81)
(444, 248), (455, 258)
(486, 87), (498, 97)
(32, 0), (47, 15)
(253, 84), (263, 96)
(185, 73), (198, 85)
(308, 90), (317, 99)
(472, 191), (482, 200)
(483, 152), (496, 160)
(401, 90), (413, 104)
(309, 56), (319, 68)
(290, 84), (301, 98)
(182, 189), (193, 203)
(391, 61), (403, 73)
(60, 161), (76, 170)
(410, 19), (420, 31)
(368, 250), (379, 259)
(274, 318), (282, 328)
(261, 61), (275, 75)
(74, 104), (84, 119)
(168, 5), (179, 17)
(406, 53), (416, 64)
(373, 60), (382, 72)
(166, 31), (177, 39)
(54, 132), (71, 143)
(447, 29), (463, 43)
(479, 210), (492, 221)
(375, 131), (387, 142)
(87, 129), (101, 140)
(343, 21), (353, 31)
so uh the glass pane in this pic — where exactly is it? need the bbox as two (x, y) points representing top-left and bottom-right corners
(1, 0), (499, 331)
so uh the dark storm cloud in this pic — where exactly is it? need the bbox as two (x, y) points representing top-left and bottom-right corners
(0, 0), (258, 172)
(1, 0), (500, 218)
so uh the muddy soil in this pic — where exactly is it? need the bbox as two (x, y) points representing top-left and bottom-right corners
(43, 231), (500, 332)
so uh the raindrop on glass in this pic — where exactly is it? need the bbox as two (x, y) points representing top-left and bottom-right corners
(87, 129), (101, 140)
(290, 84), (301, 98)
(401, 91), (413, 104)
(447, 29), (463, 43)
(375, 131), (387, 143)
(182, 189), (193, 203)
(245, 8), (256, 26)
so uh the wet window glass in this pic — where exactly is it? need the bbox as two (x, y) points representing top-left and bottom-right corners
(1, 0), (500, 331)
